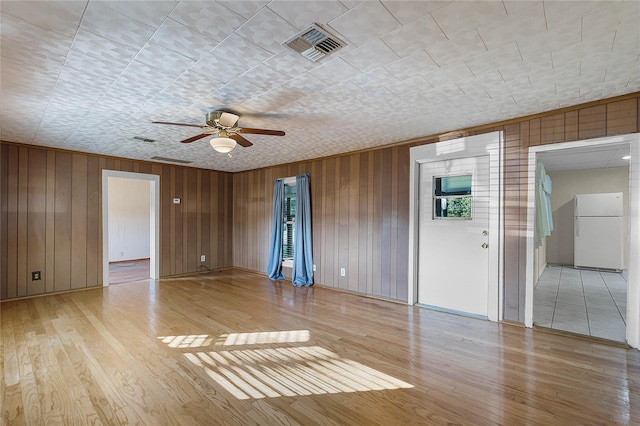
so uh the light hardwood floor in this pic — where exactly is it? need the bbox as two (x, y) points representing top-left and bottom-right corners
(108, 259), (150, 285)
(2, 270), (638, 425)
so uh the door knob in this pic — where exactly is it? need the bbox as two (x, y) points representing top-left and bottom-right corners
(482, 243), (489, 249)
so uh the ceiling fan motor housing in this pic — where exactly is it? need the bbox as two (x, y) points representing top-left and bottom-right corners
(206, 111), (223, 126)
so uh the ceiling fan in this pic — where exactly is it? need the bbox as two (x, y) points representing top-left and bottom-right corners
(153, 111), (285, 153)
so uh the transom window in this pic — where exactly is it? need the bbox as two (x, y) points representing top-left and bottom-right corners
(433, 174), (472, 219)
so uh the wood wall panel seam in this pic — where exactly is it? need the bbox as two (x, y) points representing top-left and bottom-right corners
(0, 145), (9, 299)
(6, 146), (18, 298)
(26, 149), (47, 295)
(70, 154), (88, 290)
(17, 146), (29, 297)
(54, 152), (72, 293)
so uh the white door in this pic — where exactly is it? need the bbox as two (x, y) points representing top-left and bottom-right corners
(418, 155), (490, 317)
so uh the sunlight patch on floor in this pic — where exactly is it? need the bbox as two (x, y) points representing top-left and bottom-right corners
(157, 330), (310, 349)
(159, 329), (413, 400)
(158, 334), (213, 348)
(216, 330), (310, 346)
(183, 345), (413, 400)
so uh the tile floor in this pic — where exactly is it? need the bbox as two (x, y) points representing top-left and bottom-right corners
(533, 266), (627, 342)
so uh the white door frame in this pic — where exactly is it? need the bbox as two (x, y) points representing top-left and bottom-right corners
(102, 170), (160, 285)
(525, 133), (640, 349)
(408, 131), (504, 321)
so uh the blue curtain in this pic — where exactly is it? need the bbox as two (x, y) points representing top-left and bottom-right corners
(292, 174), (314, 286)
(535, 160), (554, 247)
(267, 179), (285, 280)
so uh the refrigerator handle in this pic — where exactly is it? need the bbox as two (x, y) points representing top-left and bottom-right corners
(574, 196), (579, 237)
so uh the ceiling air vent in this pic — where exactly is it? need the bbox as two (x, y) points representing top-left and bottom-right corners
(283, 23), (345, 62)
(150, 156), (192, 165)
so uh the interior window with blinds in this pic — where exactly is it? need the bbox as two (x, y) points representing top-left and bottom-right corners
(283, 184), (296, 259)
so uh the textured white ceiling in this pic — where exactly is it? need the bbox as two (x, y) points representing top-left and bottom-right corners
(538, 143), (631, 172)
(1, 0), (639, 172)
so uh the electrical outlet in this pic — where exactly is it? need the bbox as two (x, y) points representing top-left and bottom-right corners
(340, 268), (346, 277)
(313, 264), (316, 271)
(32, 271), (41, 281)
(201, 255), (206, 262)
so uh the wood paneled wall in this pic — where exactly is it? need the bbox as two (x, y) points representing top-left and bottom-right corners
(232, 94), (640, 322)
(0, 147), (233, 299)
(232, 148), (410, 301)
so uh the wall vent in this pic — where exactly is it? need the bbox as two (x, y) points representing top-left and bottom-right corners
(133, 136), (156, 143)
(150, 156), (192, 164)
(283, 23), (346, 62)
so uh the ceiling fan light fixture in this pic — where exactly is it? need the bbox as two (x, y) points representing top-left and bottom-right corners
(210, 137), (237, 153)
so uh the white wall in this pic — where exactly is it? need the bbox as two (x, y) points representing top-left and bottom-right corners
(108, 177), (151, 262)
(546, 167), (630, 268)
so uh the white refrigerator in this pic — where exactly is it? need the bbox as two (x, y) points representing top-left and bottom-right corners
(574, 192), (624, 271)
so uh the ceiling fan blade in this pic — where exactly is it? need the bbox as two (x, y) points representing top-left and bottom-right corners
(239, 128), (285, 136)
(181, 133), (210, 143)
(152, 121), (207, 128)
(230, 133), (253, 148)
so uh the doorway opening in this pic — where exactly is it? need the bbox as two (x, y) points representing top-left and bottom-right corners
(526, 133), (640, 349)
(408, 132), (504, 322)
(102, 170), (160, 286)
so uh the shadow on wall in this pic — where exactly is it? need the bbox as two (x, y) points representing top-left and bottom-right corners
(549, 201), (575, 266)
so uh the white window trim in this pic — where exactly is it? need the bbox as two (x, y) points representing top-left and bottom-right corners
(282, 176), (296, 185)
(282, 176), (296, 268)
